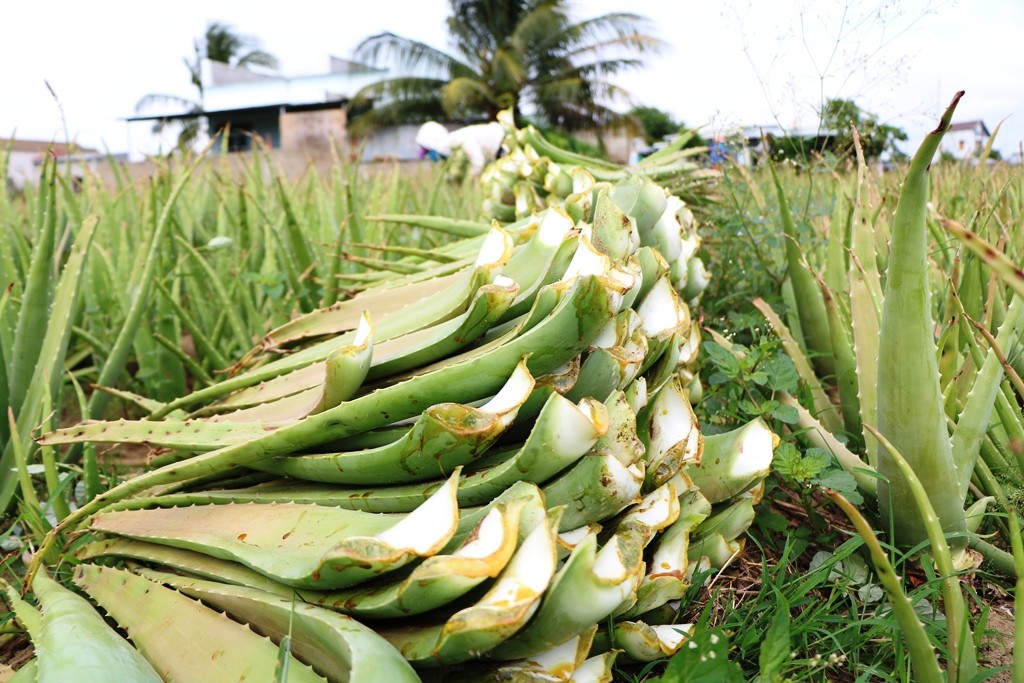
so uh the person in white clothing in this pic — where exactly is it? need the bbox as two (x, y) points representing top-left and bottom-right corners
(415, 121), (505, 175)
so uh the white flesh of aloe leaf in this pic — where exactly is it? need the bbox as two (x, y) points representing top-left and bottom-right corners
(380, 512), (561, 666)
(637, 275), (689, 342)
(572, 651), (619, 683)
(74, 565), (326, 683)
(309, 310), (373, 414)
(492, 531), (643, 659)
(613, 621), (693, 662)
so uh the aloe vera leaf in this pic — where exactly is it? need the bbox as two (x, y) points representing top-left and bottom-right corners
(309, 311), (373, 413)
(940, 217), (1024, 300)
(591, 189), (641, 261)
(847, 128), (885, 459)
(824, 194), (850, 299)
(8, 159), (56, 415)
(151, 228), (512, 417)
(867, 425), (978, 680)
(166, 394), (606, 513)
(4, 583), (42, 641)
(136, 570), (421, 682)
(265, 361), (534, 485)
(8, 659), (37, 683)
(494, 499), (668, 658)
(767, 157), (835, 379)
(951, 295), (1024, 499)
(816, 273), (863, 441)
(44, 272), (623, 535)
(74, 565), (326, 683)
(379, 511), (561, 666)
(175, 236), (252, 352)
(826, 492), (945, 683)
(367, 213), (492, 238)
(544, 454), (644, 531)
(682, 418), (775, 504)
(29, 571), (162, 683)
(214, 277), (520, 416)
(687, 533), (744, 569)
(694, 497), (756, 543)
(877, 92), (968, 549)
(589, 390), (645, 467)
(612, 622), (693, 662)
(0, 215), (99, 511)
(308, 499), (529, 618)
(751, 298), (842, 432)
(636, 376), (701, 489)
(572, 650), (618, 683)
(89, 473), (460, 590)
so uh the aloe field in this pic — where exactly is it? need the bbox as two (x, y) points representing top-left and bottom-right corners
(1, 97), (1023, 682)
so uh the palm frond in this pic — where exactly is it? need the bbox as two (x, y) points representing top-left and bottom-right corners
(354, 32), (475, 79)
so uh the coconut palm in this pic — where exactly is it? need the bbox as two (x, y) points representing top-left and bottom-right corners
(136, 22), (279, 149)
(348, 0), (662, 133)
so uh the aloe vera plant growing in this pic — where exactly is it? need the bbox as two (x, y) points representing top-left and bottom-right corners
(755, 92), (1024, 558)
(9, 121), (774, 680)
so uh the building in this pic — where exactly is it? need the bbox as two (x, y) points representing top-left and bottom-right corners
(127, 57), (435, 162)
(2, 139), (102, 190)
(941, 120), (990, 160)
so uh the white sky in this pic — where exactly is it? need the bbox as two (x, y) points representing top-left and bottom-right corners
(3, 0), (1022, 158)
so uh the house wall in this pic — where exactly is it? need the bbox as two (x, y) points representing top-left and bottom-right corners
(942, 130), (982, 159)
(280, 108), (347, 151)
(5, 151), (38, 189)
(357, 123), (459, 162)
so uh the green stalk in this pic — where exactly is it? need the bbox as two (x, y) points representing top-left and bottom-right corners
(766, 158), (835, 379)
(1008, 512), (1024, 683)
(877, 92), (968, 549)
(828, 491), (944, 683)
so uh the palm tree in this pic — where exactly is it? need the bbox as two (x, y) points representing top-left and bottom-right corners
(348, 0), (662, 134)
(136, 22), (279, 149)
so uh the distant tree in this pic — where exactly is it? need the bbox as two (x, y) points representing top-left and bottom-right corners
(820, 98), (908, 160)
(135, 22), (279, 149)
(349, 0), (663, 134)
(628, 106), (706, 148)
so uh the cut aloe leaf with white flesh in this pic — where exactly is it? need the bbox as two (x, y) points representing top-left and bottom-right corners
(148, 226), (515, 418)
(482, 626), (596, 681)
(636, 274), (690, 343)
(89, 473), (460, 590)
(380, 511), (562, 667)
(160, 393), (608, 513)
(45, 274), (624, 509)
(637, 376), (702, 489)
(74, 565), (327, 683)
(543, 453), (644, 531)
(612, 621), (693, 662)
(587, 391), (645, 467)
(310, 310), (374, 414)
(204, 276), (521, 417)
(257, 269), (464, 351)
(684, 418), (776, 504)
(695, 497), (756, 543)
(688, 533), (744, 570)
(493, 528), (645, 659)
(572, 651), (619, 683)
(262, 361), (535, 484)
(133, 570), (421, 683)
(21, 571), (161, 683)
